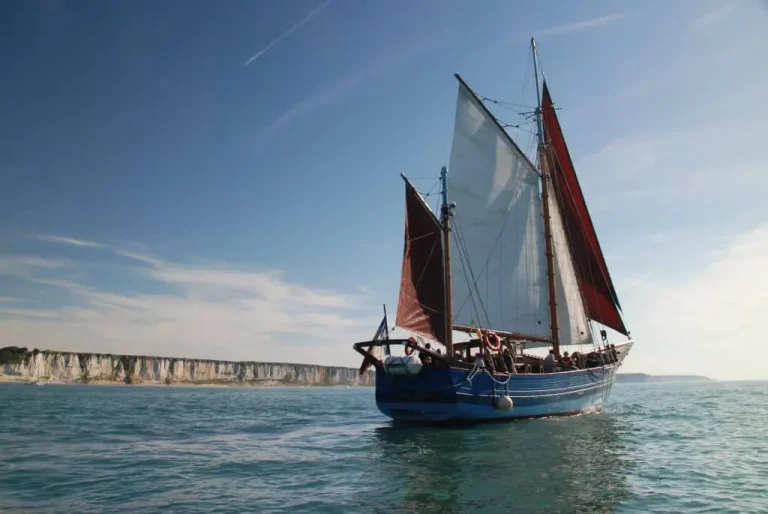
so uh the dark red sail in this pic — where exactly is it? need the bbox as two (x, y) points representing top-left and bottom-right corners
(542, 82), (628, 335)
(395, 179), (447, 343)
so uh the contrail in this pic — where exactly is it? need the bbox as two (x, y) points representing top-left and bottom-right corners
(243, 0), (332, 67)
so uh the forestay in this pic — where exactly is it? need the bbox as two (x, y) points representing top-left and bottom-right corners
(447, 80), (550, 339)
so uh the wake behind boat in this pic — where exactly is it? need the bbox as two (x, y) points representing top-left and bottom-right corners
(353, 38), (633, 424)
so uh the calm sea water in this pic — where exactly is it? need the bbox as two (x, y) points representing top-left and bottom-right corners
(0, 381), (765, 513)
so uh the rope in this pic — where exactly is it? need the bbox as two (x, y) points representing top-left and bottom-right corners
(478, 96), (534, 111)
(452, 218), (491, 328)
(450, 362), (481, 390)
(483, 368), (514, 385)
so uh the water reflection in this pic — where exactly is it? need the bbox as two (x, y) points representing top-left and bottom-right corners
(369, 414), (634, 513)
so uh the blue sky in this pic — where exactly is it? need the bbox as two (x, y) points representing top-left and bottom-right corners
(1, 0), (767, 380)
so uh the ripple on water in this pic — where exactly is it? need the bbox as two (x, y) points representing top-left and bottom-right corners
(0, 382), (766, 513)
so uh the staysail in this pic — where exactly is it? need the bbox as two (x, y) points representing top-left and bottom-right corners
(542, 82), (628, 335)
(395, 179), (447, 343)
(548, 191), (592, 346)
(447, 76), (550, 340)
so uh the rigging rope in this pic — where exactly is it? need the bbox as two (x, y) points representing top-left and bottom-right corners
(482, 368), (514, 385)
(478, 96), (534, 111)
(451, 188), (523, 331)
(452, 218), (490, 329)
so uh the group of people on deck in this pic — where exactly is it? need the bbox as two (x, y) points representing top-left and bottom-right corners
(447, 345), (517, 373)
(416, 338), (620, 374)
(537, 344), (620, 373)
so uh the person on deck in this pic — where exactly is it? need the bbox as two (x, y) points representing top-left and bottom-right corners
(482, 347), (496, 372)
(418, 343), (432, 366)
(494, 351), (508, 373)
(561, 351), (574, 370)
(502, 347), (514, 371)
(473, 352), (486, 369)
(543, 349), (556, 373)
(571, 351), (581, 369)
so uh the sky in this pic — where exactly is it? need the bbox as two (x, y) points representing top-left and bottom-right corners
(1, 0), (767, 380)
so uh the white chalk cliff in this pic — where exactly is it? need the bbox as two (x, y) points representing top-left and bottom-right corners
(0, 349), (374, 386)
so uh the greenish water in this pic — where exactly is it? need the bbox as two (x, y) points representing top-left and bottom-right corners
(0, 381), (765, 513)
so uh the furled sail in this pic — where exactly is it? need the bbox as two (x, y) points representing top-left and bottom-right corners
(395, 178), (447, 343)
(542, 82), (628, 335)
(447, 76), (550, 339)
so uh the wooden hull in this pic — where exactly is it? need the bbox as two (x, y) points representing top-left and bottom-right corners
(375, 342), (632, 424)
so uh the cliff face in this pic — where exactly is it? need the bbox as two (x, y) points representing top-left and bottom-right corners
(0, 348), (374, 387)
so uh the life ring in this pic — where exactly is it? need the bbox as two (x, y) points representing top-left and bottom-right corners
(483, 331), (501, 352)
(404, 337), (416, 356)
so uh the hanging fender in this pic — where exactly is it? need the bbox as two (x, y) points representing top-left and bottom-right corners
(483, 331), (501, 352)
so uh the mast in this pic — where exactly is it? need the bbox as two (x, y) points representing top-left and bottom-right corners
(531, 37), (560, 357)
(440, 166), (454, 356)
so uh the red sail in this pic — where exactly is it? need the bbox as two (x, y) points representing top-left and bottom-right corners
(395, 179), (447, 343)
(542, 82), (628, 335)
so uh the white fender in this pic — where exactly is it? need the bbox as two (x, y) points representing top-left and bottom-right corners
(495, 395), (514, 411)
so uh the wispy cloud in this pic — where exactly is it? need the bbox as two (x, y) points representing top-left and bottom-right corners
(0, 297), (21, 304)
(690, 5), (733, 32)
(0, 308), (62, 319)
(0, 256), (69, 276)
(619, 223), (768, 381)
(535, 14), (628, 37)
(256, 29), (448, 145)
(1, 235), (378, 366)
(33, 234), (107, 248)
(576, 118), (768, 214)
(243, 0), (332, 67)
(33, 233), (164, 267)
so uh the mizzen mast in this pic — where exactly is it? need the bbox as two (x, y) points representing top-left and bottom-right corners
(531, 36), (560, 358)
(440, 166), (455, 357)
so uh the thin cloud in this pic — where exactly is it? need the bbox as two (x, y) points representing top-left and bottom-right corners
(256, 29), (447, 144)
(0, 256), (69, 274)
(243, 0), (332, 67)
(0, 308), (62, 319)
(689, 5), (733, 32)
(619, 223), (768, 381)
(34, 233), (164, 267)
(535, 14), (628, 37)
(33, 234), (107, 248)
(0, 297), (21, 303)
(0, 235), (377, 366)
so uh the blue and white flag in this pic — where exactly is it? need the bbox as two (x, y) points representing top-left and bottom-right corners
(372, 315), (389, 342)
(373, 305), (390, 357)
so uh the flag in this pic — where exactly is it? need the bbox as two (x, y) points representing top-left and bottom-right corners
(372, 314), (389, 342)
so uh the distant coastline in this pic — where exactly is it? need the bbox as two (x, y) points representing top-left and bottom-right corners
(1, 346), (713, 387)
(616, 373), (713, 383)
(0, 346), (373, 387)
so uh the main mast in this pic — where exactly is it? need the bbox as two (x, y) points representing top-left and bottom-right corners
(531, 37), (560, 358)
(440, 166), (454, 357)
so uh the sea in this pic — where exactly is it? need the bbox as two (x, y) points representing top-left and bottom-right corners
(0, 380), (765, 513)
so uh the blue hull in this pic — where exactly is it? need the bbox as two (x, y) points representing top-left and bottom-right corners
(375, 363), (620, 423)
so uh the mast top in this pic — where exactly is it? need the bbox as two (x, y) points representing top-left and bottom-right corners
(531, 37), (545, 149)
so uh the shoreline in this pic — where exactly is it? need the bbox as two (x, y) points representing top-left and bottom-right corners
(0, 377), (372, 388)
(1, 347), (374, 388)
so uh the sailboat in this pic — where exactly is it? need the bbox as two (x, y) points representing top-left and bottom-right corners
(353, 38), (633, 423)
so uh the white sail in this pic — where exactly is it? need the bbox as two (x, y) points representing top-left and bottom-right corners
(447, 81), (550, 339)
(547, 191), (593, 346)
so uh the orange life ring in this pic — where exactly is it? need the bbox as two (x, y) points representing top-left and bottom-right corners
(483, 331), (501, 352)
(404, 337), (416, 356)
